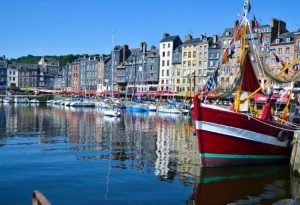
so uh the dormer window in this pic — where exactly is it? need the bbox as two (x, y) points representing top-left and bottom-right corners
(275, 39), (280, 44)
(286, 37), (291, 43)
(225, 31), (230, 36)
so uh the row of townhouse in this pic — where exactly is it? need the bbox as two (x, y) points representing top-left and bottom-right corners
(1, 18), (299, 96)
(0, 56), (61, 90)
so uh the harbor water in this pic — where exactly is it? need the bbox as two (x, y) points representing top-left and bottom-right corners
(0, 104), (299, 205)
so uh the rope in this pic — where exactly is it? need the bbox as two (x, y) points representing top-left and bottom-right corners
(241, 112), (296, 132)
(247, 22), (266, 80)
(273, 116), (300, 129)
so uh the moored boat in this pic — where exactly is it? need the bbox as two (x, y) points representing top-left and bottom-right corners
(193, 0), (299, 167)
(103, 107), (121, 117)
(69, 99), (95, 107)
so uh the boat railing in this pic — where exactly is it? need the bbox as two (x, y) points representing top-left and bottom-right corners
(32, 190), (51, 205)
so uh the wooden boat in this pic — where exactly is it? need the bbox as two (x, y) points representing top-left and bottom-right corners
(193, 0), (299, 167)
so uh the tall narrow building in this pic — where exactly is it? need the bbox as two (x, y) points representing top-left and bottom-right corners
(159, 33), (182, 92)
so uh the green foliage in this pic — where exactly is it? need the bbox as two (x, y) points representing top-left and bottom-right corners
(11, 54), (83, 66)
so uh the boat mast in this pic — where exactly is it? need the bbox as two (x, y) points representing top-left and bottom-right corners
(111, 35), (114, 98)
(234, 0), (251, 112)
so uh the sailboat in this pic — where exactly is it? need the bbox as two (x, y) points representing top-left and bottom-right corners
(193, 0), (299, 167)
(103, 40), (121, 117)
(125, 51), (149, 113)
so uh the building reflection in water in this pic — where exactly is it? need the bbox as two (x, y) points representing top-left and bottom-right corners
(0, 104), (200, 183)
(3, 104), (299, 204)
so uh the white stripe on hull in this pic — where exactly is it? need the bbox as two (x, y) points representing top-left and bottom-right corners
(195, 120), (289, 147)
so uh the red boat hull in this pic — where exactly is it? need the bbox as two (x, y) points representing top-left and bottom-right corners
(194, 103), (294, 167)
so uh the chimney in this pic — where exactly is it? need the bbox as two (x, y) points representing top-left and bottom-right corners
(140, 42), (147, 53)
(163, 33), (170, 39)
(270, 18), (287, 42)
(201, 33), (207, 41)
(213, 35), (218, 43)
(123, 45), (129, 63)
(185, 34), (193, 41)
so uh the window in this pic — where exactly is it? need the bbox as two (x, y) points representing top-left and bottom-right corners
(183, 61), (187, 66)
(193, 51), (196, 58)
(163, 44), (165, 48)
(286, 38), (291, 43)
(204, 52), (207, 58)
(162, 70), (164, 76)
(162, 52), (165, 57)
(188, 52), (191, 58)
(177, 70), (180, 76)
(168, 43), (170, 48)
(167, 51), (170, 57)
(285, 47), (290, 54)
(209, 61), (214, 66)
(285, 57), (290, 64)
(177, 79), (180, 84)
(275, 39), (280, 44)
(167, 60), (169, 66)
(166, 69), (169, 76)
(278, 48), (282, 54)
(183, 52), (187, 58)
(161, 80), (164, 84)
(192, 60), (196, 67)
(223, 39), (228, 46)
(188, 60), (191, 66)
(199, 61), (202, 66)
(162, 60), (165, 66)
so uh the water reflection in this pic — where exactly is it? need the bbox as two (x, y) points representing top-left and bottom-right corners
(1, 104), (300, 204)
(188, 165), (293, 205)
(0, 104), (198, 181)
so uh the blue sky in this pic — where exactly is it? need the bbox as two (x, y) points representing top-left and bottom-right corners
(1, 0), (299, 59)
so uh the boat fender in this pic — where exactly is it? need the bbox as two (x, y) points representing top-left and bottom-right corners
(277, 130), (288, 142)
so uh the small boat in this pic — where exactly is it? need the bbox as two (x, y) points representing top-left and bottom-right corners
(103, 107), (121, 117)
(157, 105), (181, 114)
(14, 97), (29, 103)
(2, 96), (14, 103)
(30, 99), (39, 104)
(147, 104), (157, 111)
(95, 101), (110, 109)
(2, 90), (14, 103)
(70, 99), (95, 107)
(125, 103), (148, 113)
